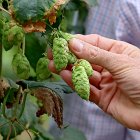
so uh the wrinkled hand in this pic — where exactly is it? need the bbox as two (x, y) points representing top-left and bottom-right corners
(48, 34), (140, 130)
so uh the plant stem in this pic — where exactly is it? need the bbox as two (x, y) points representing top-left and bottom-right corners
(11, 122), (17, 138)
(46, 22), (54, 30)
(6, 124), (12, 140)
(0, 121), (10, 128)
(2, 88), (11, 119)
(15, 120), (33, 140)
(18, 91), (28, 119)
(22, 36), (25, 55)
(0, 44), (2, 77)
(13, 86), (22, 117)
(0, 6), (11, 15)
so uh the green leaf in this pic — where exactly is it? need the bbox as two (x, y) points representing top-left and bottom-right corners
(32, 123), (54, 140)
(19, 80), (74, 98)
(0, 94), (39, 139)
(0, 116), (23, 139)
(25, 33), (47, 70)
(19, 94), (39, 124)
(58, 126), (87, 140)
(12, 0), (56, 23)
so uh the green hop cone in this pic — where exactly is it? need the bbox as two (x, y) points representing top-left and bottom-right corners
(12, 53), (30, 79)
(59, 31), (74, 41)
(67, 52), (77, 64)
(36, 57), (52, 81)
(2, 22), (24, 51)
(52, 37), (69, 71)
(59, 31), (77, 64)
(76, 59), (93, 77)
(72, 65), (90, 100)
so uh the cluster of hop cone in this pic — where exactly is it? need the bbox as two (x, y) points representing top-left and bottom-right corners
(51, 32), (93, 100)
(2, 21), (93, 100)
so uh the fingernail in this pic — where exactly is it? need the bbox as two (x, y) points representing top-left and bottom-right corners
(69, 38), (84, 52)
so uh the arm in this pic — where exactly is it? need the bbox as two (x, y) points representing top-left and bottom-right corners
(115, 0), (140, 47)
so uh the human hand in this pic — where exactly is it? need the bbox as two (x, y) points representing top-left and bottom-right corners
(48, 34), (140, 130)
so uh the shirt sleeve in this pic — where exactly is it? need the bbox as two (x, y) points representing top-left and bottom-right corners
(115, 0), (140, 48)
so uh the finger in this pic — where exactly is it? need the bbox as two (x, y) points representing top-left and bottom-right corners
(69, 38), (132, 74)
(76, 34), (140, 58)
(89, 85), (100, 104)
(91, 64), (103, 73)
(89, 70), (101, 88)
(75, 34), (128, 53)
(47, 48), (53, 60)
(48, 60), (58, 74)
(59, 70), (74, 88)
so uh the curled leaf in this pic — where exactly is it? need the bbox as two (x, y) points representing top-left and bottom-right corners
(31, 87), (63, 128)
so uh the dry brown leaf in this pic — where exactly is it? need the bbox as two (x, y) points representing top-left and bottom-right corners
(0, 78), (10, 100)
(22, 21), (46, 33)
(32, 88), (63, 128)
(44, 0), (68, 25)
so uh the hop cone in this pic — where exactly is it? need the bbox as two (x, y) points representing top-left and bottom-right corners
(72, 65), (90, 100)
(67, 52), (77, 64)
(59, 31), (77, 64)
(2, 22), (24, 51)
(36, 57), (52, 81)
(52, 38), (69, 71)
(12, 53), (30, 79)
(59, 31), (74, 41)
(76, 59), (93, 77)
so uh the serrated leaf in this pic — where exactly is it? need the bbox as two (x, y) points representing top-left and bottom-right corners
(11, 0), (56, 23)
(10, 0), (68, 32)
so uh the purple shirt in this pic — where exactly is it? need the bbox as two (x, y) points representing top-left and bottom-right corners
(49, 0), (140, 140)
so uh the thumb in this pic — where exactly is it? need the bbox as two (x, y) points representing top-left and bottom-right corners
(69, 38), (128, 73)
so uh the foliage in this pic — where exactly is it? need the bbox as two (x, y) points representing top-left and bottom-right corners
(0, 0), (98, 139)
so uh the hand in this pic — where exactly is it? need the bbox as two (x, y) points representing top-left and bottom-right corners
(48, 34), (140, 130)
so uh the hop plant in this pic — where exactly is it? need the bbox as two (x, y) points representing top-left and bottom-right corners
(2, 22), (24, 51)
(36, 57), (52, 81)
(59, 31), (77, 64)
(59, 31), (74, 41)
(52, 37), (69, 71)
(72, 65), (90, 100)
(67, 52), (77, 64)
(12, 53), (30, 79)
(76, 59), (93, 77)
